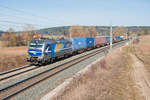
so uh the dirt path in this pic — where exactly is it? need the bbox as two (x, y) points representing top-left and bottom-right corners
(130, 54), (150, 100)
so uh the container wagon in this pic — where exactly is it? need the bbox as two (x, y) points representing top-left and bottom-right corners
(106, 36), (110, 44)
(94, 36), (106, 47)
(86, 37), (94, 50)
(115, 36), (121, 42)
(71, 37), (87, 53)
(120, 36), (125, 41)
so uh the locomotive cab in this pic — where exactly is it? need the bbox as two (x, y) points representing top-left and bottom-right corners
(27, 39), (55, 64)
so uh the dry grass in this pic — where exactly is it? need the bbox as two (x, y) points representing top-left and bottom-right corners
(0, 47), (28, 72)
(51, 47), (143, 100)
(130, 35), (150, 79)
(0, 46), (27, 56)
(0, 41), (2, 47)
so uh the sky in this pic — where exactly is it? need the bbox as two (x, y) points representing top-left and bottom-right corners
(0, 0), (150, 31)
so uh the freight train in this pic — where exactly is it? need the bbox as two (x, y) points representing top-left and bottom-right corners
(27, 36), (127, 65)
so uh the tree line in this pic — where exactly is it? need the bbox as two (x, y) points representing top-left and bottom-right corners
(1, 25), (149, 47)
(67, 26), (98, 38)
(138, 29), (150, 36)
(68, 26), (128, 38)
(0, 25), (36, 47)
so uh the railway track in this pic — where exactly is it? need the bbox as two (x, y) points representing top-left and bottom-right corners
(0, 65), (42, 81)
(0, 56), (68, 81)
(0, 40), (127, 100)
(0, 65), (31, 76)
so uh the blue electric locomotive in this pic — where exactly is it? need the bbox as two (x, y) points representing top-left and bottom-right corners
(27, 39), (72, 64)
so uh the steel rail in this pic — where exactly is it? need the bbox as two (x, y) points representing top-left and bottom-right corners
(0, 65), (31, 76)
(0, 65), (40, 81)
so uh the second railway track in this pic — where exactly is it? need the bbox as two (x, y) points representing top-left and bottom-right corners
(0, 65), (42, 81)
(0, 65), (31, 76)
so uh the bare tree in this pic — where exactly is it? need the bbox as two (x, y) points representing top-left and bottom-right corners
(113, 26), (126, 36)
(88, 26), (97, 37)
(1, 33), (9, 47)
(69, 25), (85, 38)
(8, 28), (17, 46)
(69, 25), (98, 38)
(22, 24), (36, 45)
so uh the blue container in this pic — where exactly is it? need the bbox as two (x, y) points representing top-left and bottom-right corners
(72, 38), (87, 50)
(116, 36), (121, 41)
(106, 37), (110, 43)
(86, 37), (94, 48)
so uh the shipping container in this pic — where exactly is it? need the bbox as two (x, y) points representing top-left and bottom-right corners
(106, 36), (110, 43)
(115, 36), (121, 41)
(94, 36), (106, 47)
(125, 36), (128, 40)
(120, 36), (124, 40)
(72, 38), (87, 50)
(86, 37), (94, 48)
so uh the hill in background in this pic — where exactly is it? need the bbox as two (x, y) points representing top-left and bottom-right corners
(1, 26), (150, 36)
(38, 26), (150, 36)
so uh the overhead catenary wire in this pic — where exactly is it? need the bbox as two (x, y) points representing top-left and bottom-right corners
(0, 12), (54, 28)
(0, 12), (53, 24)
(0, 4), (68, 31)
(0, 20), (47, 27)
(0, 19), (48, 31)
(0, 4), (49, 21)
(0, 22), (35, 29)
(0, 14), (51, 30)
(0, 4), (66, 24)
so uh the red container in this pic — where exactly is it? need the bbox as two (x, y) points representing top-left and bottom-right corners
(113, 36), (116, 43)
(94, 36), (106, 47)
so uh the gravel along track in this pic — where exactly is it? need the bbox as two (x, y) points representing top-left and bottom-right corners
(0, 40), (128, 100)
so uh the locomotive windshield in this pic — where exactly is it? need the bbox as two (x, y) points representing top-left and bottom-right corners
(29, 44), (43, 48)
(29, 40), (44, 50)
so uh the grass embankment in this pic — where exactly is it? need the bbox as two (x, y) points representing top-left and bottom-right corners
(131, 35), (150, 77)
(0, 47), (28, 72)
(52, 45), (143, 100)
